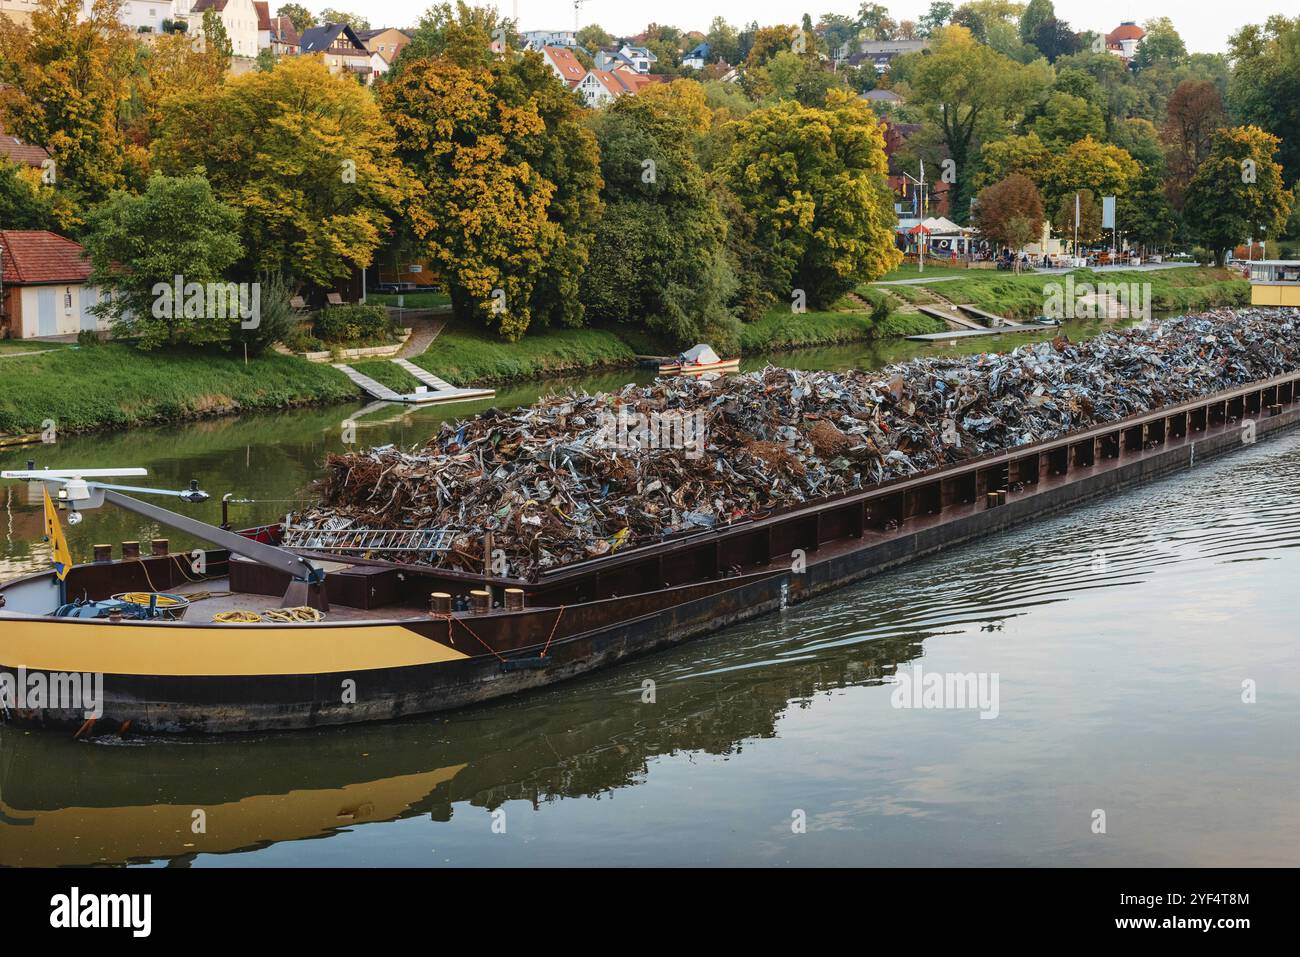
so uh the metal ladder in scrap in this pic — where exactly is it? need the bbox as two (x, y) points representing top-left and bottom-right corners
(280, 527), (456, 559)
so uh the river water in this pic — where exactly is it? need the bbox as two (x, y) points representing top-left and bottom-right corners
(5, 316), (1297, 867)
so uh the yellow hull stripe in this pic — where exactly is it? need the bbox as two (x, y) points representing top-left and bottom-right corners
(0, 618), (468, 676)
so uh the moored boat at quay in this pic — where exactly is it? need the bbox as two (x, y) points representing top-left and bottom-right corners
(3, 364), (1299, 735)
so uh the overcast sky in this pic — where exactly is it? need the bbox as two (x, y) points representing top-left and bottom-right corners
(307, 1), (1282, 55)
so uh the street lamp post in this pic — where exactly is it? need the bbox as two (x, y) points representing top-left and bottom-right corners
(901, 164), (927, 274)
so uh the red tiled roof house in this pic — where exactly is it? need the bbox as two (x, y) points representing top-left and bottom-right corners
(0, 231), (105, 339)
(0, 120), (51, 169)
(540, 45), (587, 88)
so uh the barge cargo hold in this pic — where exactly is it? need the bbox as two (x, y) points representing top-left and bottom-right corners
(2, 370), (1299, 734)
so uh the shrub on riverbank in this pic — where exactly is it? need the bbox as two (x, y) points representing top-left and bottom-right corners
(0, 344), (355, 435)
(314, 304), (397, 344)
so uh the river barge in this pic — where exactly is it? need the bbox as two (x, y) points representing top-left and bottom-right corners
(2, 370), (1299, 735)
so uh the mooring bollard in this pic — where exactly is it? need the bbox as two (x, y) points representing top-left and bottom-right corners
(429, 592), (452, 615)
(93, 544), (112, 563)
(504, 587), (525, 611)
(151, 538), (169, 556)
(121, 541), (140, 560)
(469, 589), (491, 613)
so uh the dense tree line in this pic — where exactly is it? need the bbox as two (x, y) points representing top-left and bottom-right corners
(2, 0), (1297, 352)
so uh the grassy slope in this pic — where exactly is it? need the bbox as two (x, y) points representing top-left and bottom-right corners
(739, 306), (943, 351)
(877, 262), (977, 281)
(0, 343), (355, 435)
(407, 326), (637, 386)
(916, 267), (1247, 319)
(368, 291), (453, 309)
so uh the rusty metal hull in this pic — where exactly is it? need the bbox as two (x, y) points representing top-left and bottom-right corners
(4, 371), (1300, 734)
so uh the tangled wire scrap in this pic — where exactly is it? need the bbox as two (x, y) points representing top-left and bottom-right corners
(296, 308), (1300, 580)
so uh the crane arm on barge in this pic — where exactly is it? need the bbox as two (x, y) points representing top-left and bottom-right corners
(0, 467), (328, 610)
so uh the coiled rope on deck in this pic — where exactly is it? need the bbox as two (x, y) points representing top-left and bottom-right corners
(211, 607), (326, 624)
(212, 610), (263, 624)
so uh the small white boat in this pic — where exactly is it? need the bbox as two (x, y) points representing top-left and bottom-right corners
(659, 344), (740, 377)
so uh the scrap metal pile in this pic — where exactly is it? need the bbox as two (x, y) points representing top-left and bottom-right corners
(300, 308), (1300, 579)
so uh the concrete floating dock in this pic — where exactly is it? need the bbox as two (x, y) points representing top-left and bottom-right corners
(909, 303), (1042, 341)
(333, 361), (496, 405)
(906, 325), (1050, 342)
(916, 304), (985, 331)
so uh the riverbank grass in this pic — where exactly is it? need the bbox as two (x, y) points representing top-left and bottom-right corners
(902, 266), (1246, 320)
(0, 343), (356, 435)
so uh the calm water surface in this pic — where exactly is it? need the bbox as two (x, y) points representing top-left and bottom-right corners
(6, 317), (1294, 867)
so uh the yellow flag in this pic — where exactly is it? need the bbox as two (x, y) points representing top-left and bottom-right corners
(42, 486), (73, 581)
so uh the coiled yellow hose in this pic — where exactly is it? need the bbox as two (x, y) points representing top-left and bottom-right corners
(212, 610), (263, 624)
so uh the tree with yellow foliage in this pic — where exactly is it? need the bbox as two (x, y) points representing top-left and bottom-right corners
(723, 91), (902, 309)
(0, 0), (147, 215)
(151, 55), (414, 288)
(1040, 135), (1139, 214)
(127, 30), (231, 148)
(380, 57), (561, 339)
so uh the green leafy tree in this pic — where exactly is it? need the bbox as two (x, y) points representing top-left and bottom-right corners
(763, 50), (844, 106)
(900, 24), (1050, 219)
(497, 50), (604, 330)
(857, 3), (897, 41)
(817, 14), (860, 57)
(1018, 0), (1053, 46)
(582, 96), (738, 348)
(977, 132), (1052, 189)
(1132, 17), (1186, 72)
(577, 24), (614, 50)
(1041, 136), (1139, 214)
(1119, 165), (1179, 253)
(1228, 16), (1300, 184)
(199, 9), (233, 66)
(275, 4), (316, 32)
(319, 8), (369, 30)
(83, 173), (244, 350)
(0, 161), (57, 230)
(722, 91), (902, 308)
(393, 1), (515, 75)
(152, 55), (413, 288)
(1183, 126), (1294, 265)
(1110, 117), (1165, 170)
(1033, 91), (1104, 147)
(705, 17), (741, 65)
(918, 2), (955, 37)
(1029, 16), (1078, 63)
(1053, 188), (1102, 247)
(1053, 68), (1106, 116)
